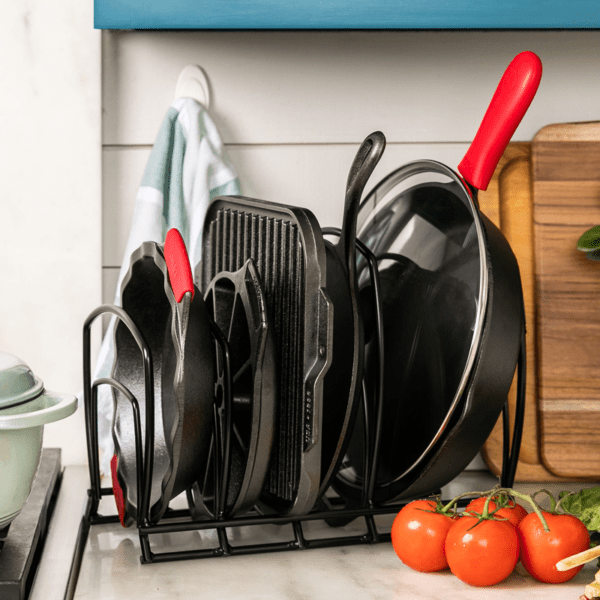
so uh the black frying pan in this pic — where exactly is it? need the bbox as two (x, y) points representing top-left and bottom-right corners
(318, 131), (385, 497)
(333, 51), (542, 505)
(111, 228), (215, 525)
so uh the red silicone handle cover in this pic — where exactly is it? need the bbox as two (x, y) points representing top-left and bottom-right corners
(458, 51), (542, 191)
(111, 454), (127, 527)
(164, 228), (195, 302)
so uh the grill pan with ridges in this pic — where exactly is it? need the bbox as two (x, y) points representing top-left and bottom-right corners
(202, 199), (332, 516)
(201, 133), (385, 515)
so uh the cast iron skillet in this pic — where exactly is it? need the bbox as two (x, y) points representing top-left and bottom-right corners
(189, 258), (277, 518)
(318, 131), (386, 498)
(333, 51), (542, 504)
(111, 228), (215, 525)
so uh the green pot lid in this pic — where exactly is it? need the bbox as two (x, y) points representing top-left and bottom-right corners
(0, 352), (44, 409)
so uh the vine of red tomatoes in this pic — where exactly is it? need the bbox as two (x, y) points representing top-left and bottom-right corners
(391, 487), (590, 587)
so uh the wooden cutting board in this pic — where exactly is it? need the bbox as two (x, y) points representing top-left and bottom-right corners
(534, 121), (600, 479)
(480, 145), (569, 481)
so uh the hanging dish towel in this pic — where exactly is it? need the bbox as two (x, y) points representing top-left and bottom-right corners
(94, 97), (241, 476)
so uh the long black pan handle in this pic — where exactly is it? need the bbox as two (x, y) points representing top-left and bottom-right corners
(338, 131), (386, 267)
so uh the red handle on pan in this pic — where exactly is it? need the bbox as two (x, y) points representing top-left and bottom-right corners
(111, 454), (128, 527)
(164, 228), (195, 302)
(458, 51), (542, 192)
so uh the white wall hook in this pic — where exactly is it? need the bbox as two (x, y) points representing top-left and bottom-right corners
(175, 65), (210, 109)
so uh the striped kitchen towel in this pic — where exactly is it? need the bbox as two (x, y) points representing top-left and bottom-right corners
(94, 97), (240, 476)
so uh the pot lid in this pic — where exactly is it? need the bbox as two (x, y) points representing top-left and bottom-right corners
(335, 161), (488, 502)
(0, 352), (45, 409)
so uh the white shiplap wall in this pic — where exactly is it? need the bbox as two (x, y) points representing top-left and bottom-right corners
(102, 29), (600, 301)
(99, 29), (599, 470)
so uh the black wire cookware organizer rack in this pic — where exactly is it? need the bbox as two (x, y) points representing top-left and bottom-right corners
(70, 232), (526, 588)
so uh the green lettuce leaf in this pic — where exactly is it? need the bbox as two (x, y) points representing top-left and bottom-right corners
(578, 226), (600, 252)
(560, 488), (600, 531)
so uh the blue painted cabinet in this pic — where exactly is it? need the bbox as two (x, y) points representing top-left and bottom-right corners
(94, 0), (600, 30)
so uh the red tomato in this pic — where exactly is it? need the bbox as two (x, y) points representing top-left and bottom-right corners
(517, 511), (589, 583)
(391, 499), (455, 572)
(445, 515), (520, 586)
(465, 496), (528, 528)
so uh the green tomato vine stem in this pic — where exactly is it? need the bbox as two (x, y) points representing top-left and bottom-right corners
(440, 486), (551, 532)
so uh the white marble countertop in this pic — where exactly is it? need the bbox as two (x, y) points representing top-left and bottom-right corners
(31, 466), (600, 600)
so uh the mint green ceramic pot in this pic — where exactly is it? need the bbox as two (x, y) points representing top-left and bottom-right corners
(0, 353), (77, 529)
